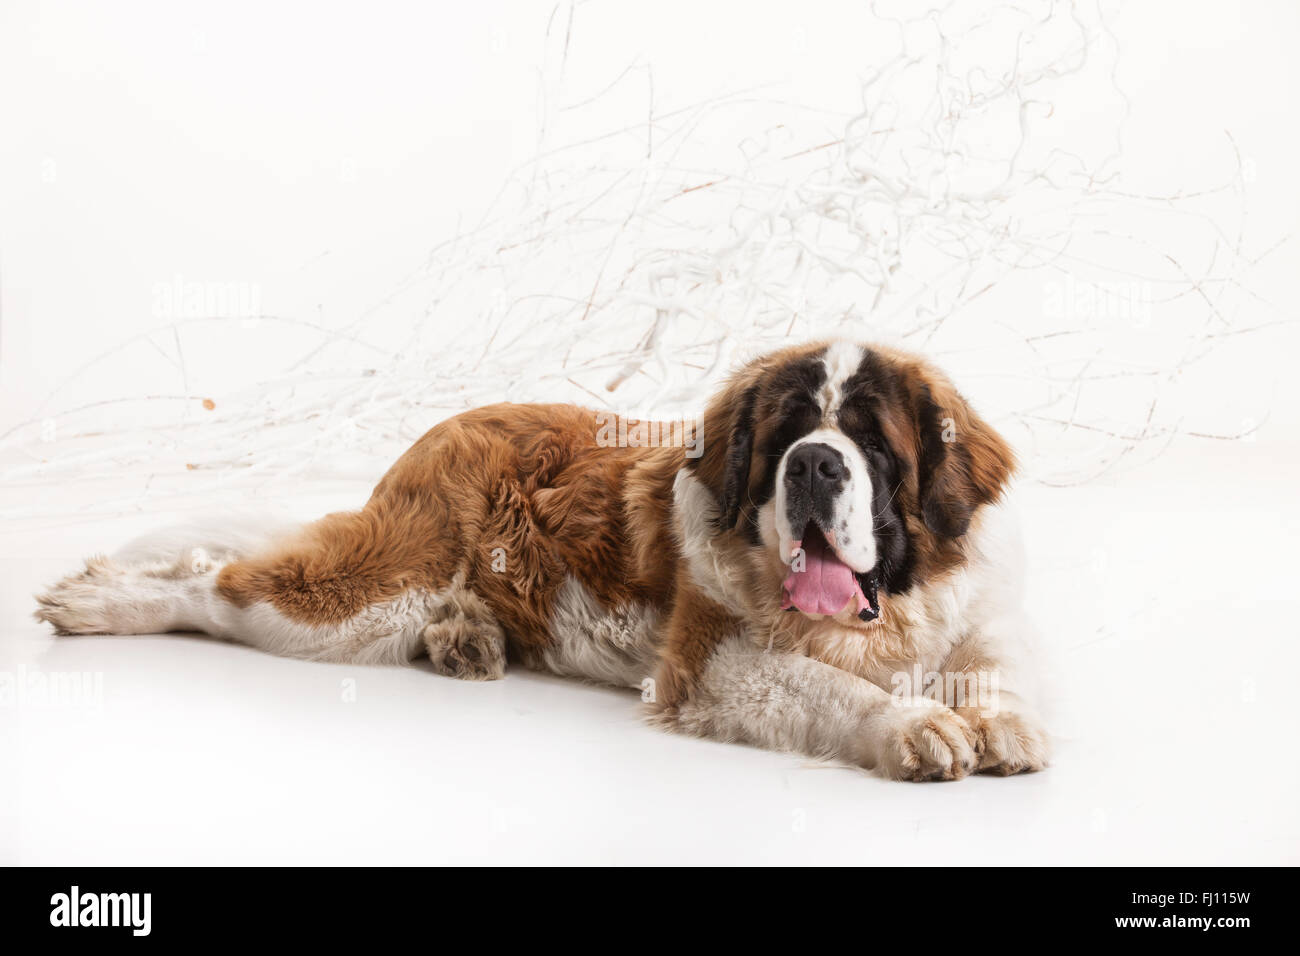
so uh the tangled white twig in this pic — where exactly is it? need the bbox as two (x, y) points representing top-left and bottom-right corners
(0, 0), (1288, 518)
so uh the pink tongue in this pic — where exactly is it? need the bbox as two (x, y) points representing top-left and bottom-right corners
(781, 531), (864, 616)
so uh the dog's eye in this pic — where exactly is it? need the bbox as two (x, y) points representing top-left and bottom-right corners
(781, 393), (817, 415)
(838, 404), (886, 457)
(838, 402), (870, 433)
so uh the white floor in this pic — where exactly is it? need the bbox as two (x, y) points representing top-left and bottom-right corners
(3, 440), (1298, 865)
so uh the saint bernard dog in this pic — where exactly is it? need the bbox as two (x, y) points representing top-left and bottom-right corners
(35, 340), (1049, 781)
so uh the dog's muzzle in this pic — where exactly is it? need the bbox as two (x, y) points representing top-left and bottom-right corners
(780, 443), (879, 622)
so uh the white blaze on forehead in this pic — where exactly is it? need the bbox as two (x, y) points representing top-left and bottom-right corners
(818, 340), (865, 424)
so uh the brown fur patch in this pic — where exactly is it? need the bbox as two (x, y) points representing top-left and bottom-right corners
(649, 571), (746, 711)
(217, 404), (683, 657)
(687, 342), (822, 533)
(871, 345), (1016, 581)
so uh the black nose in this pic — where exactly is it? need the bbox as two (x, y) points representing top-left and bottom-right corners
(785, 443), (845, 491)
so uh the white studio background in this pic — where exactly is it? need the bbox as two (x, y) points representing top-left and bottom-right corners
(1, 1), (1298, 865)
(3, 0), (1297, 499)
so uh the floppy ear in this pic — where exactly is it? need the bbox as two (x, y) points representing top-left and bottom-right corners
(717, 384), (759, 530)
(690, 380), (759, 532)
(915, 382), (1015, 538)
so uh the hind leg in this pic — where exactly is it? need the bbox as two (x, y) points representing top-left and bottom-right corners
(35, 515), (294, 637)
(35, 551), (225, 636)
(36, 507), (464, 668)
(211, 508), (462, 665)
(422, 587), (507, 681)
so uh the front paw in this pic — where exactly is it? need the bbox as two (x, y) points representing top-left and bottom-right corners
(870, 702), (977, 782)
(960, 710), (1050, 775)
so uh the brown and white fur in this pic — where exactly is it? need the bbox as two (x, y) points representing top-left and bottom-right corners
(35, 340), (1049, 781)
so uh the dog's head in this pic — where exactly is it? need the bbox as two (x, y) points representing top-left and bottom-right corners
(688, 341), (1015, 624)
